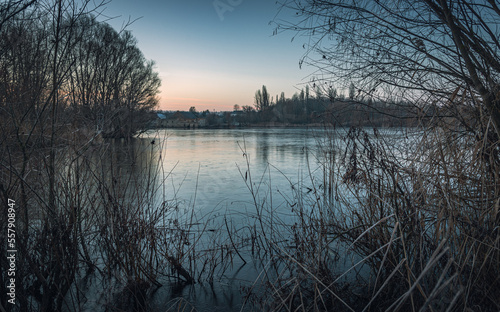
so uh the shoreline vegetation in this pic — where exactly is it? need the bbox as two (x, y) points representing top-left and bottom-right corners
(1, 0), (500, 311)
(151, 95), (425, 130)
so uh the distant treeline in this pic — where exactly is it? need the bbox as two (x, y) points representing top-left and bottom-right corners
(0, 3), (160, 140)
(193, 85), (439, 128)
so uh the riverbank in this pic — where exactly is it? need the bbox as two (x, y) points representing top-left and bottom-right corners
(153, 121), (407, 130)
(1, 126), (498, 311)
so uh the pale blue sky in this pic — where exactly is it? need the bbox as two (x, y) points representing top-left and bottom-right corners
(100, 0), (314, 111)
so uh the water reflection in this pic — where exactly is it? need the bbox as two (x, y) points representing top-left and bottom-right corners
(135, 129), (314, 216)
(73, 128), (337, 311)
(257, 129), (269, 162)
(86, 138), (165, 207)
(72, 127), (411, 311)
(83, 128), (346, 227)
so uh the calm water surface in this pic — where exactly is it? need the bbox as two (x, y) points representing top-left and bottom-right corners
(97, 127), (410, 311)
(137, 128), (330, 310)
(140, 128), (329, 220)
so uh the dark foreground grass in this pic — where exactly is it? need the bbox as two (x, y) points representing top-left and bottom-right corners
(1, 123), (498, 311)
(0, 133), (239, 311)
(240, 125), (500, 311)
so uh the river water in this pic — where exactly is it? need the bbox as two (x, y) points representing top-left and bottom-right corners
(141, 128), (328, 219)
(105, 128), (334, 310)
(88, 127), (410, 311)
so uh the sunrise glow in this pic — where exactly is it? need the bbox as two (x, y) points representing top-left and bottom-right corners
(102, 0), (311, 112)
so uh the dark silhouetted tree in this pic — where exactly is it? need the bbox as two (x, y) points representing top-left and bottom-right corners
(348, 82), (355, 100)
(255, 85), (270, 111)
(261, 85), (270, 109)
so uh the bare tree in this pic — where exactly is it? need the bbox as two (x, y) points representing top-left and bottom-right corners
(279, 91), (285, 105)
(275, 0), (500, 137)
(269, 1), (500, 311)
(0, 1), (162, 310)
(261, 85), (270, 109)
(348, 82), (355, 100)
(0, 0), (37, 31)
(67, 14), (160, 137)
(254, 88), (262, 111)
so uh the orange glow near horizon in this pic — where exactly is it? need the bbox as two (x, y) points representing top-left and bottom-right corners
(159, 100), (250, 112)
(101, 0), (313, 113)
(159, 97), (225, 112)
(156, 70), (260, 112)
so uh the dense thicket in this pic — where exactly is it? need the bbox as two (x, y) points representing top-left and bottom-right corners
(242, 1), (500, 310)
(0, 2), (164, 311)
(0, 1), (160, 141)
(275, 0), (500, 142)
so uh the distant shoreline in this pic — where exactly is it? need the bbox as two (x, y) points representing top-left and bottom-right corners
(151, 122), (407, 130)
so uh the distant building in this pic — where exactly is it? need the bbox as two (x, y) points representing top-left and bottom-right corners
(230, 110), (244, 117)
(166, 111), (205, 128)
(153, 112), (170, 127)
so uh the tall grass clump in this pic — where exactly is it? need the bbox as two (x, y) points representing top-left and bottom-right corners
(0, 1), (240, 309)
(241, 121), (499, 311)
(0, 129), (237, 311)
(262, 0), (500, 309)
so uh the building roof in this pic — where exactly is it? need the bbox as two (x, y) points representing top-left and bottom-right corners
(171, 111), (197, 120)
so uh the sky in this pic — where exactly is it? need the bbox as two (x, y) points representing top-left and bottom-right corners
(99, 0), (314, 112)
